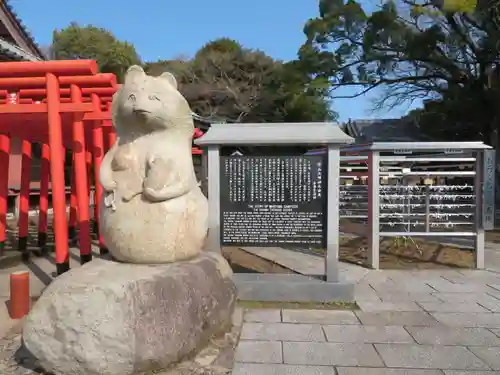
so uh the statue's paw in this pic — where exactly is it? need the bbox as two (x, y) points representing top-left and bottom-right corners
(103, 191), (116, 211)
(102, 180), (117, 192)
(142, 187), (159, 202)
(122, 190), (141, 202)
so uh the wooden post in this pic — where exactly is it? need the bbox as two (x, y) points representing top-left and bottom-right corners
(9, 271), (30, 319)
(37, 143), (50, 253)
(91, 94), (106, 254)
(46, 73), (70, 275)
(18, 140), (32, 259)
(70, 84), (92, 264)
(0, 134), (10, 255)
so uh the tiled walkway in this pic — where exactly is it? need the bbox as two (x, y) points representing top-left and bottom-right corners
(233, 268), (500, 374)
(3, 244), (500, 373)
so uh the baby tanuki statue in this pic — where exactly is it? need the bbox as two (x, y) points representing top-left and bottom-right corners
(21, 66), (237, 375)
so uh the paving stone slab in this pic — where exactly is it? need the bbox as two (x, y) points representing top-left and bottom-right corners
(405, 326), (500, 346)
(468, 347), (500, 370)
(490, 328), (500, 337)
(443, 275), (500, 285)
(445, 372), (500, 375)
(361, 273), (394, 285)
(355, 285), (381, 301)
(371, 283), (436, 294)
(354, 282), (375, 294)
(426, 281), (496, 293)
(240, 323), (325, 342)
(232, 363), (337, 375)
(418, 302), (490, 313)
(432, 313), (500, 328)
(376, 292), (442, 303)
(445, 268), (500, 276)
(323, 325), (414, 344)
(342, 264), (371, 284)
(282, 341), (384, 367)
(457, 269), (500, 278)
(375, 343), (491, 370)
(408, 270), (463, 278)
(357, 301), (423, 312)
(488, 290), (500, 300)
(390, 278), (446, 290)
(489, 285), (500, 292)
(243, 309), (281, 323)
(390, 274), (450, 283)
(433, 293), (500, 304)
(478, 299), (500, 312)
(281, 309), (359, 325)
(355, 311), (440, 326)
(337, 368), (443, 375)
(234, 340), (282, 364)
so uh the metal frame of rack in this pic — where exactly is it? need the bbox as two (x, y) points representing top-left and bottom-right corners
(340, 155), (369, 221)
(340, 142), (495, 270)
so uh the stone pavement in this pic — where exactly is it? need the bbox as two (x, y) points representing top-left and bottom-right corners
(233, 267), (500, 374)
(3, 244), (500, 374)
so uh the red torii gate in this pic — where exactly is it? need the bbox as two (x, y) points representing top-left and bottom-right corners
(0, 60), (208, 276)
(0, 60), (117, 275)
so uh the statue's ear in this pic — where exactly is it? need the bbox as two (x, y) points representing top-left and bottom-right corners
(125, 65), (145, 84)
(159, 72), (178, 90)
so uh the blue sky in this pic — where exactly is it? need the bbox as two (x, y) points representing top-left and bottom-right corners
(12, 0), (421, 121)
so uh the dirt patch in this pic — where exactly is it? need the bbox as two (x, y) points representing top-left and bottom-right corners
(338, 236), (474, 269)
(221, 247), (295, 274)
(337, 219), (475, 269)
(486, 230), (500, 243)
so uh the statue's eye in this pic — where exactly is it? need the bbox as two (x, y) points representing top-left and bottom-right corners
(128, 94), (136, 101)
(149, 95), (161, 101)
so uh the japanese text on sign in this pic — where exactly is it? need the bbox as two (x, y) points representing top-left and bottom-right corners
(220, 155), (327, 247)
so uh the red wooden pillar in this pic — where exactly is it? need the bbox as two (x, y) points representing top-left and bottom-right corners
(86, 151), (92, 197)
(62, 148), (76, 245)
(0, 134), (10, 255)
(68, 164), (77, 241)
(91, 94), (106, 254)
(37, 143), (50, 253)
(18, 140), (32, 258)
(46, 73), (70, 275)
(85, 150), (94, 232)
(1, 93), (17, 256)
(70, 84), (92, 264)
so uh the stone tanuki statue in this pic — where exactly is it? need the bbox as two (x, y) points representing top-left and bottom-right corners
(99, 65), (209, 263)
(21, 66), (237, 375)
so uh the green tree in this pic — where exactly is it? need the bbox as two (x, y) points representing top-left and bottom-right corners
(52, 22), (142, 82)
(301, 0), (500, 199)
(299, 0), (500, 144)
(145, 38), (335, 123)
(195, 38), (243, 57)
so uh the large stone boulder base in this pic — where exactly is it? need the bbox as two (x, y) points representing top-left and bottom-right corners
(22, 253), (236, 375)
